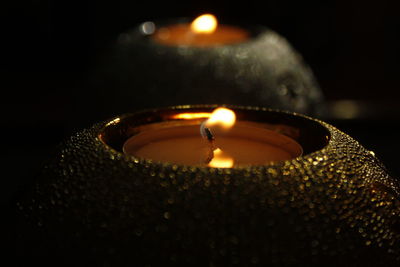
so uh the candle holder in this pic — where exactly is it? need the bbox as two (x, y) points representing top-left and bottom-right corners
(86, 18), (324, 120)
(16, 105), (400, 266)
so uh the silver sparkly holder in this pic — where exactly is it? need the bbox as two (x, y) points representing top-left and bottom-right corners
(86, 18), (324, 121)
(16, 105), (400, 266)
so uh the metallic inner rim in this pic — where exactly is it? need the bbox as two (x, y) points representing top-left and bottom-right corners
(98, 105), (331, 168)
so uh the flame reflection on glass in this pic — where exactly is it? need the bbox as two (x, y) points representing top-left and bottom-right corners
(208, 148), (234, 168)
(171, 112), (211, 120)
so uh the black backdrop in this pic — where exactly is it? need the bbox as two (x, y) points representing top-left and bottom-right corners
(3, 0), (400, 205)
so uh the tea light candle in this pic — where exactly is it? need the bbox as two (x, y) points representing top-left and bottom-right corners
(152, 14), (250, 47)
(123, 108), (303, 167)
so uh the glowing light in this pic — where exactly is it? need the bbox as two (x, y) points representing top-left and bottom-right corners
(140, 21), (156, 35)
(190, 14), (218, 34)
(171, 112), (211, 120)
(206, 108), (236, 129)
(105, 117), (121, 126)
(208, 148), (234, 168)
(330, 100), (361, 119)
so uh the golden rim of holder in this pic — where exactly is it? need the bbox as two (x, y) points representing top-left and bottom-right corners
(98, 105), (331, 170)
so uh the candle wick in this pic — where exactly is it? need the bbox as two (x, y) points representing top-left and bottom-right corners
(203, 127), (215, 142)
(204, 140), (216, 164)
(204, 127), (216, 164)
(201, 124), (216, 164)
(205, 146), (214, 164)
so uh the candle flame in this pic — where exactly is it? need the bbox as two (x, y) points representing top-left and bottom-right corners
(191, 14), (218, 34)
(206, 107), (236, 129)
(208, 148), (234, 168)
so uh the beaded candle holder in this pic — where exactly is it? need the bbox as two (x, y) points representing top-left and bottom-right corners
(87, 17), (324, 120)
(16, 105), (400, 266)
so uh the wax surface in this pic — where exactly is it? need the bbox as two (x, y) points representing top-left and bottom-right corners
(132, 137), (294, 166)
(152, 24), (249, 47)
(123, 123), (302, 167)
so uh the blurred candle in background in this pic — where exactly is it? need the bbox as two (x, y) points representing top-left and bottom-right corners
(152, 14), (249, 46)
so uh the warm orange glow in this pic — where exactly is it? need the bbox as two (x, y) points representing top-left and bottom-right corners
(208, 148), (234, 168)
(171, 112), (211, 120)
(190, 14), (218, 34)
(206, 108), (236, 129)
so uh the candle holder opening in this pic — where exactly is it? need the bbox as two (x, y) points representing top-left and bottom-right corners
(99, 105), (330, 167)
(139, 17), (264, 47)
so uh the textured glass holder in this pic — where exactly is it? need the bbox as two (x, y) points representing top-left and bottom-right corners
(16, 105), (400, 266)
(87, 18), (324, 120)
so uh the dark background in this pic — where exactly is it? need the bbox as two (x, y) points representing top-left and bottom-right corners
(3, 0), (400, 205)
